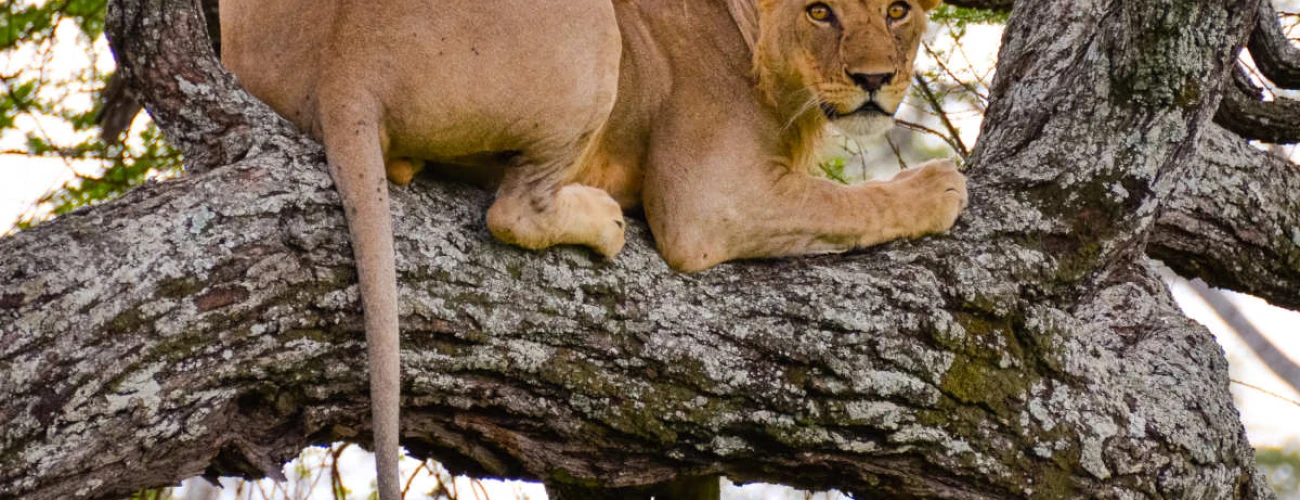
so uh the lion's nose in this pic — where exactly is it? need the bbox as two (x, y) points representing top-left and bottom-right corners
(848, 72), (894, 92)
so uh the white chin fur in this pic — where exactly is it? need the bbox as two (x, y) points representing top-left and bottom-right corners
(829, 112), (895, 140)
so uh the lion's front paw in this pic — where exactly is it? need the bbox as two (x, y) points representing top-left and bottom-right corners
(899, 159), (968, 235)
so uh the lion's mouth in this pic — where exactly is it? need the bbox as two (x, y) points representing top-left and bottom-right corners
(820, 101), (890, 120)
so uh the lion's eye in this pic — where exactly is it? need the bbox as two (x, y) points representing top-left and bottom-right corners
(806, 3), (834, 23)
(887, 2), (910, 21)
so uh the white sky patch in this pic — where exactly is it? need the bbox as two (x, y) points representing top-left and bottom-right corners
(913, 22), (1003, 150)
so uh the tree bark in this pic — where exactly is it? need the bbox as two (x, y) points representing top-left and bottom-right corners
(0, 0), (1291, 499)
(1214, 64), (1300, 145)
(1152, 124), (1300, 311)
(1246, 0), (1300, 90)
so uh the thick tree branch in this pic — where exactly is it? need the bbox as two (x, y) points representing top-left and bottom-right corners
(1214, 64), (1300, 144)
(99, 0), (220, 145)
(966, 0), (1252, 291)
(1151, 123), (1300, 311)
(104, 0), (301, 171)
(0, 151), (1271, 499)
(0, 0), (1282, 498)
(1247, 0), (1300, 89)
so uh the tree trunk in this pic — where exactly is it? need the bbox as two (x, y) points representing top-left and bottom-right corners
(1, 0), (1290, 498)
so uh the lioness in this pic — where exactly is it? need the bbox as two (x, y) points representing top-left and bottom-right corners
(221, 0), (965, 497)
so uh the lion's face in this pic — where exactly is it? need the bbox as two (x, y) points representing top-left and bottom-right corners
(756, 0), (937, 138)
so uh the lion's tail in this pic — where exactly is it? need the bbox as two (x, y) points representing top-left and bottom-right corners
(318, 95), (403, 500)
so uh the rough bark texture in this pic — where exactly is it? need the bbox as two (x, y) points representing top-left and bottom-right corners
(1213, 0), (1300, 144)
(1247, 0), (1300, 89)
(1, 0), (1294, 499)
(1215, 65), (1300, 145)
(1152, 124), (1300, 311)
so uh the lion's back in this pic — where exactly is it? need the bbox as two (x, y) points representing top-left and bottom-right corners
(221, 0), (621, 159)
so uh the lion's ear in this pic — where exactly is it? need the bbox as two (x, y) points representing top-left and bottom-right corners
(918, 0), (942, 11)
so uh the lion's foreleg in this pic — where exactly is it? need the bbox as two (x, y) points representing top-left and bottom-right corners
(646, 155), (967, 272)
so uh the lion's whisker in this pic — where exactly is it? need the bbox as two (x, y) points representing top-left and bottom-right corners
(781, 87), (824, 133)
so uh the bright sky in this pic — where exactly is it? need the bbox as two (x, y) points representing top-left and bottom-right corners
(2, 10), (1299, 500)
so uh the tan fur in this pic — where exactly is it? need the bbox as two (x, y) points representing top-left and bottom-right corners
(220, 0), (964, 497)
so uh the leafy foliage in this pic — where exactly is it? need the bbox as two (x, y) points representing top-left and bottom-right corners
(928, 5), (1011, 28)
(1257, 444), (1300, 497)
(14, 125), (181, 229)
(1, 0), (106, 49)
(816, 155), (852, 184)
(1, 0), (182, 233)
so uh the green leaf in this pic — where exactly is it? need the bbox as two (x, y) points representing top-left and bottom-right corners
(65, 0), (108, 39)
(929, 5), (1010, 28)
(817, 156), (852, 185)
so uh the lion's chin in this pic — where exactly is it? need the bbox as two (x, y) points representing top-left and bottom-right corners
(827, 110), (895, 140)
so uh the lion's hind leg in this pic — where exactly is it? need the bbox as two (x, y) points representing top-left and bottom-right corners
(487, 155), (626, 259)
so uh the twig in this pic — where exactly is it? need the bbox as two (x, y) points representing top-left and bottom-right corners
(923, 39), (990, 108)
(895, 118), (969, 161)
(403, 461), (431, 499)
(886, 135), (908, 171)
(1232, 378), (1300, 408)
(330, 444), (350, 500)
(910, 74), (971, 158)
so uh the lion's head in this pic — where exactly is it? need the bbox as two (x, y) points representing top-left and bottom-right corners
(753, 0), (938, 140)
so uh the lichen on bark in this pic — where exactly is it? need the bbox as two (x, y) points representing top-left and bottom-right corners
(0, 0), (1289, 499)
